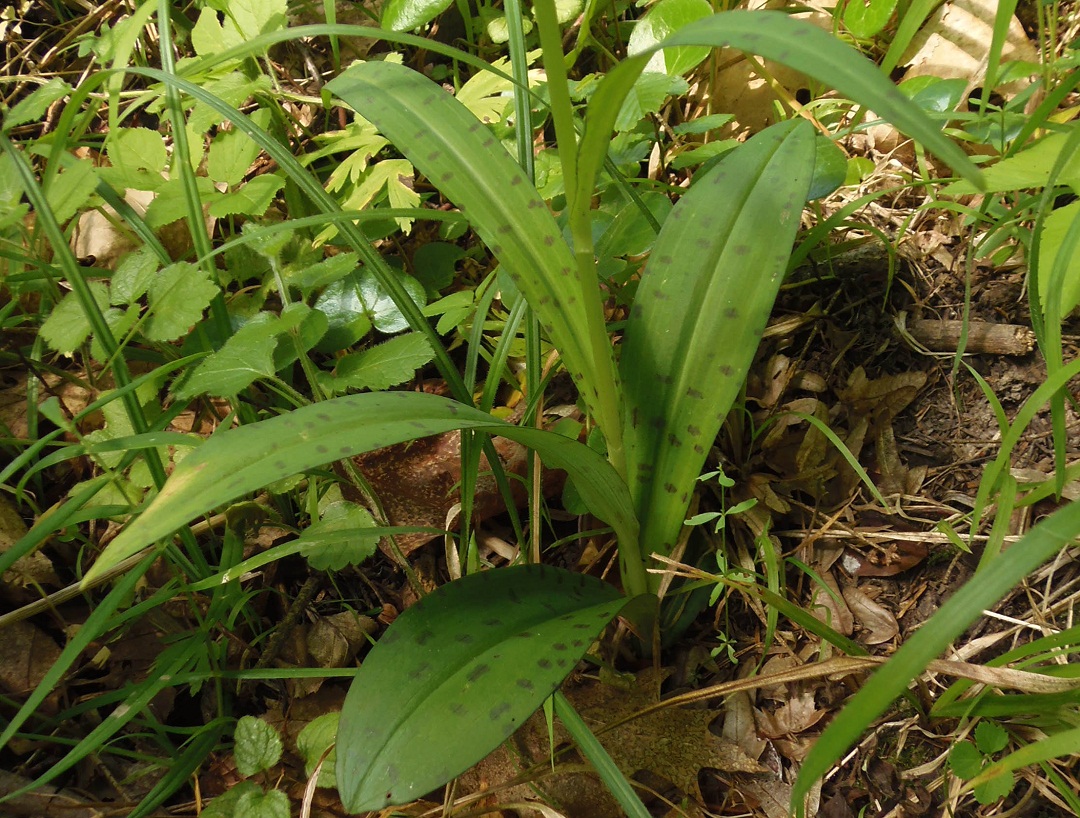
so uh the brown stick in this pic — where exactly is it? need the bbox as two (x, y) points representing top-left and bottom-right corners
(907, 319), (1035, 356)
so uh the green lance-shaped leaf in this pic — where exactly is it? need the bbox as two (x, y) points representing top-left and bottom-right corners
(336, 564), (629, 811)
(82, 392), (638, 585)
(620, 119), (815, 572)
(325, 62), (621, 453)
(574, 9), (981, 226)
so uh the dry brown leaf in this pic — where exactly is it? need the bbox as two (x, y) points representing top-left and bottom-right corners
(847, 541), (929, 577)
(306, 611), (378, 669)
(836, 367), (927, 422)
(754, 691), (826, 739)
(841, 585), (899, 645)
(0, 620), (62, 705)
(808, 571), (853, 635)
(460, 667), (766, 817)
(0, 495), (59, 590)
(344, 431), (564, 557)
(722, 690), (768, 763)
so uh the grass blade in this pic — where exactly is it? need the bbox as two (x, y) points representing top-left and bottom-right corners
(792, 499), (1080, 814)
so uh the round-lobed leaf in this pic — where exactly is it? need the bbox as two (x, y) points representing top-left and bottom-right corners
(336, 564), (629, 811)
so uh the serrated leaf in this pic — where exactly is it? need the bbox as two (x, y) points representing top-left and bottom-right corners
(111, 246), (161, 306)
(974, 720), (1009, 755)
(83, 392), (637, 584)
(336, 565), (629, 811)
(207, 174), (285, 218)
(235, 787), (288, 818)
(287, 252), (359, 293)
(615, 72), (685, 131)
(176, 309), (306, 399)
(207, 110), (270, 186)
(3, 78), (72, 132)
(298, 501), (379, 571)
(234, 716), (282, 777)
(105, 128), (168, 186)
(144, 262), (220, 342)
(620, 119), (814, 563)
(973, 771), (1014, 805)
(381, 0), (454, 31)
(949, 742), (984, 780)
(40, 283), (111, 355)
(297, 712), (339, 788)
(201, 781), (263, 818)
(338, 159), (419, 234)
(145, 177), (220, 228)
(45, 158), (98, 225)
(329, 332), (434, 393)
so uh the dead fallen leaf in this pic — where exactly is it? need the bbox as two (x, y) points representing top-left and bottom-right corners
(0, 495), (59, 590)
(842, 585), (899, 645)
(345, 429), (564, 558)
(809, 571), (853, 636)
(0, 620), (63, 708)
(460, 667), (766, 817)
(847, 541), (929, 577)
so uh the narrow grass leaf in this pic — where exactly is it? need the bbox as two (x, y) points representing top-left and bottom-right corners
(336, 565), (628, 810)
(620, 120), (814, 566)
(83, 392), (637, 584)
(793, 500), (1080, 814)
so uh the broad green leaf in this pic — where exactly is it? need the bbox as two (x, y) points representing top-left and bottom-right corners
(949, 742), (983, 780)
(105, 127), (168, 188)
(627, 0), (713, 77)
(145, 177), (220, 228)
(413, 242), (465, 292)
(40, 283), (110, 355)
(336, 565), (628, 811)
(975, 721), (1009, 755)
(2, 78), (71, 132)
(207, 110), (270, 185)
(82, 392), (637, 584)
(234, 716), (282, 777)
(325, 61), (620, 440)
(45, 158), (98, 225)
(1036, 200), (1080, 317)
(298, 501), (379, 570)
(176, 308), (307, 399)
(286, 252), (359, 293)
(808, 135), (848, 200)
(207, 174), (286, 218)
(620, 120), (814, 567)
(357, 268), (427, 334)
(313, 271), (374, 352)
(201, 782), (262, 818)
(381, 0), (454, 31)
(944, 131), (1080, 196)
(235, 788), (288, 818)
(144, 262), (220, 342)
(327, 332), (434, 393)
(111, 246), (161, 306)
(614, 72), (686, 131)
(297, 712), (339, 788)
(794, 500), (1080, 813)
(843, 0), (898, 39)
